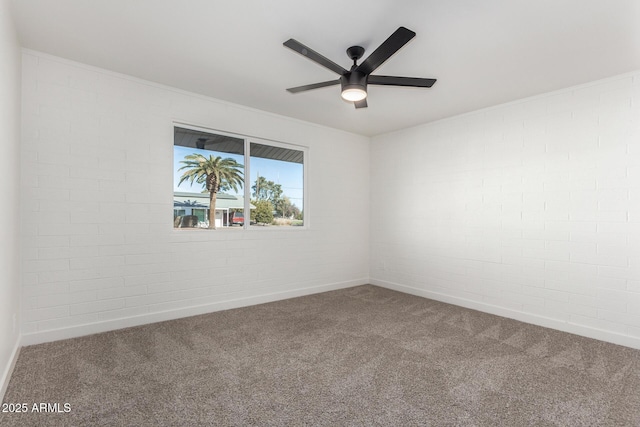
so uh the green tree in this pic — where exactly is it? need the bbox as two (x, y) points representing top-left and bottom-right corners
(178, 154), (243, 229)
(251, 199), (274, 225)
(252, 176), (282, 205)
(274, 196), (300, 219)
(252, 176), (301, 222)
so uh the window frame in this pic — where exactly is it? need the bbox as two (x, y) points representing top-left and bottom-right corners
(173, 122), (309, 230)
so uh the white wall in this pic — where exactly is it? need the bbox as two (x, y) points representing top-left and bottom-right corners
(371, 71), (640, 349)
(20, 51), (370, 344)
(17, 48), (640, 353)
(0, 0), (22, 398)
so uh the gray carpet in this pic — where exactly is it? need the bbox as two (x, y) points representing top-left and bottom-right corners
(2, 285), (640, 426)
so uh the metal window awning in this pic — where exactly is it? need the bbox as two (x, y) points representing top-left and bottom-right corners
(175, 127), (303, 164)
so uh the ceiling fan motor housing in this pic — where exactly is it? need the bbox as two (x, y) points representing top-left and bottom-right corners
(340, 70), (368, 98)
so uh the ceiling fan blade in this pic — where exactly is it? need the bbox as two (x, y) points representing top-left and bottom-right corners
(354, 99), (367, 109)
(286, 79), (340, 93)
(368, 75), (437, 88)
(283, 39), (348, 75)
(357, 27), (416, 75)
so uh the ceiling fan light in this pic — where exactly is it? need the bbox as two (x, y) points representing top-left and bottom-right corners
(340, 71), (368, 102)
(341, 87), (367, 102)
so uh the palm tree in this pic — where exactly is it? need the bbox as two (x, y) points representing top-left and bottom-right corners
(178, 154), (243, 229)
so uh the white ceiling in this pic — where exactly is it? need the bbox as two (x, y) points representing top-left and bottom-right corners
(11, 0), (640, 137)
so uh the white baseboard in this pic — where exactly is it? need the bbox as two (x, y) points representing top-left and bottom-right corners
(21, 278), (368, 347)
(0, 335), (21, 403)
(371, 278), (640, 350)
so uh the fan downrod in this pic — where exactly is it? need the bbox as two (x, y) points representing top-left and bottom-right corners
(346, 46), (365, 65)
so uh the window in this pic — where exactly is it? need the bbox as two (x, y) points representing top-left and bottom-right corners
(249, 142), (304, 228)
(173, 125), (305, 229)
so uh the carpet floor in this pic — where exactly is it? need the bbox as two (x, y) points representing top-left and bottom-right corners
(2, 285), (640, 426)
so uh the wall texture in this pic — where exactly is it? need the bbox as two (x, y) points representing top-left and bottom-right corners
(20, 51), (370, 344)
(371, 71), (640, 349)
(0, 0), (22, 398)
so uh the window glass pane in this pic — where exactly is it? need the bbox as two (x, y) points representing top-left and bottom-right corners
(249, 142), (304, 227)
(173, 127), (245, 229)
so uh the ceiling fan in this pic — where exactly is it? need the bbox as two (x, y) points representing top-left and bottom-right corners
(283, 26), (436, 109)
(196, 138), (208, 149)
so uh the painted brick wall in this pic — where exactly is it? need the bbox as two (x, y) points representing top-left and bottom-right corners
(20, 51), (370, 343)
(0, 0), (22, 397)
(370, 71), (640, 348)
